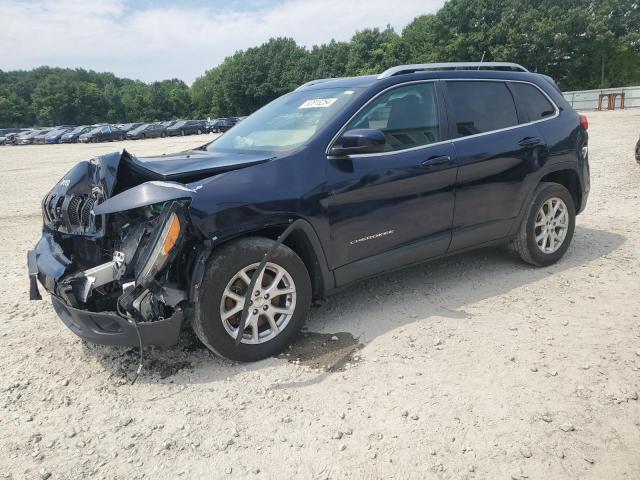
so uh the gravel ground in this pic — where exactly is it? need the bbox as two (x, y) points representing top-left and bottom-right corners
(1, 111), (639, 480)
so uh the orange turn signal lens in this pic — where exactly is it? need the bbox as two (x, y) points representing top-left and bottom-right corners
(161, 214), (181, 256)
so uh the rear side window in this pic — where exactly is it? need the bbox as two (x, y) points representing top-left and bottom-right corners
(446, 81), (518, 138)
(511, 82), (556, 121)
(345, 82), (441, 152)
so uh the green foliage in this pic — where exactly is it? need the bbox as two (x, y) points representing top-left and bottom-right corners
(0, 67), (193, 127)
(1, 0), (639, 126)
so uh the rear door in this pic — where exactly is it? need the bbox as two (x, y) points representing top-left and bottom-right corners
(444, 80), (549, 250)
(326, 81), (457, 278)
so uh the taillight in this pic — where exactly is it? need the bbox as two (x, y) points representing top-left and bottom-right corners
(580, 115), (588, 130)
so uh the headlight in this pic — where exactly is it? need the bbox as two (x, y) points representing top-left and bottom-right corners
(135, 203), (185, 286)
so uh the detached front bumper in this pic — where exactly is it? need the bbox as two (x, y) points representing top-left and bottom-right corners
(27, 229), (185, 348)
(51, 296), (183, 347)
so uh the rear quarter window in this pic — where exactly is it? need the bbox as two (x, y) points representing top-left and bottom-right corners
(446, 81), (518, 138)
(511, 82), (556, 121)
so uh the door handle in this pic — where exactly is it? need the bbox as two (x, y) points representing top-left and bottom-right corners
(421, 155), (452, 167)
(518, 137), (542, 147)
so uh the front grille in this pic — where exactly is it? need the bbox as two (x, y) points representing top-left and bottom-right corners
(43, 192), (99, 233)
(68, 196), (83, 225)
(80, 197), (95, 226)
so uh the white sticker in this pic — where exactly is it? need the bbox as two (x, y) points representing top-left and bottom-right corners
(299, 98), (337, 109)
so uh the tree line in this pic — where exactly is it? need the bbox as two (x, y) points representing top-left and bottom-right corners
(1, 0), (638, 128)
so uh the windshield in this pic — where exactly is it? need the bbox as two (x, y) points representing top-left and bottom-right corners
(87, 126), (103, 134)
(46, 128), (65, 136)
(131, 124), (148, 133)
(68, 126), (87, 135)
(206, 87), (364, 154)
(172, 120), (186, 128)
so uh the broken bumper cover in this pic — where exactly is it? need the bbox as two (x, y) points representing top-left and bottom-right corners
(28, 230), (185, 348)
(51, 296), (183, 347)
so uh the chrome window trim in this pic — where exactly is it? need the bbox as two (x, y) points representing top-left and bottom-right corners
(325, 78), (560, 159)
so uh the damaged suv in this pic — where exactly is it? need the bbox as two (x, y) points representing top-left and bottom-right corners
(28, 62), (590, 362)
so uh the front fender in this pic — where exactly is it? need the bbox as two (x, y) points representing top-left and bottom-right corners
(189, 216), (335, 299)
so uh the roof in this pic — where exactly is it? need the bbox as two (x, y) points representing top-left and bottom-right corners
(296, 62), (536, 91)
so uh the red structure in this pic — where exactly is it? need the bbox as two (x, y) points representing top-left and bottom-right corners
(598, 92), (625, 110)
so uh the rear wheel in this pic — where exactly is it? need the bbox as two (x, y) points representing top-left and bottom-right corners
(510, 182), (575, 266)
(161, 131), (167, 138)
(192, 237), (311, 361)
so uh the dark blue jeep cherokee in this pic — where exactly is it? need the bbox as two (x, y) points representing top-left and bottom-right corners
(28, 62), (590, 361)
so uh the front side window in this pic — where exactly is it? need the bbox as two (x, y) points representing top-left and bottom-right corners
(343, 82), (441, 152)
(206, 87), (364, 154)
(447, 81), (518, 137)
(511, 82), (556, 121)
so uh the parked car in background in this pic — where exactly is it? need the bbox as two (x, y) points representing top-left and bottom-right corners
(208, 117), (238, 133)
(33, 128), (59, 145)
(16, 129), (50, 145)
(117, 123), (143, 133)
(79, 125), (126, 143)
(0, 131), (26, 145)
(60, 125), (93, 143)
(42, 127), (73, 144)
(127, 123), (167, 140)
(636, 135), (640, 163)
(166, 120), (207, 136)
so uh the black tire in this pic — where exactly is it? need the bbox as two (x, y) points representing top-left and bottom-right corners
(181, 130), (185, 136)
(192, 237), (312, 362)
(161, 131), (166, 138)
(510, 182), (576, 266)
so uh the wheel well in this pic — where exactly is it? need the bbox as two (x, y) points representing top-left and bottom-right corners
(221, 226), (325, 300)
(540, 169), (582, 212)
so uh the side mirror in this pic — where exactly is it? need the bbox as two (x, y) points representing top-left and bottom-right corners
(329, 128), (385, 156)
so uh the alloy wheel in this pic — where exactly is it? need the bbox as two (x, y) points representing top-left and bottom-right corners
(219, 262), (297, 344)
(534, 197), (569, 254)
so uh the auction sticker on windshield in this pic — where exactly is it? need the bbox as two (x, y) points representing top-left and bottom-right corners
(299, 98), (337, 109)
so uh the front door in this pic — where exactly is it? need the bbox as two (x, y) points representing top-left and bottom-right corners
(325, 81), (457, 283)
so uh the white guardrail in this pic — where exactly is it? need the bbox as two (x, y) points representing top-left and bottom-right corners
(563, 85), (640, 110)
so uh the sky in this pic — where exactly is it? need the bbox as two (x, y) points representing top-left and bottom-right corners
(1, 0), (446, 84)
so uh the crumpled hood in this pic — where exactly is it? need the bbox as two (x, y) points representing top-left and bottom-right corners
(131, 148), (274, 181)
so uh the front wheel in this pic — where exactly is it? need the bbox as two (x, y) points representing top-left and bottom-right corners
(192, 237), (311, 361)
(510, 182), (576, 266)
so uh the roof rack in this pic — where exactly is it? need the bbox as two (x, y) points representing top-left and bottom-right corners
(377, 62), (529, 79)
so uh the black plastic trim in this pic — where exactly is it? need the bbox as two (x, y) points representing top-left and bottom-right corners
(52, 296), (183, 347)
